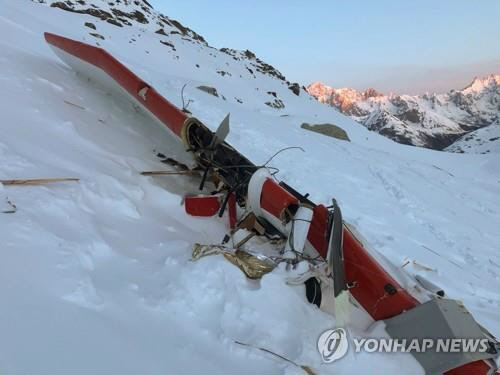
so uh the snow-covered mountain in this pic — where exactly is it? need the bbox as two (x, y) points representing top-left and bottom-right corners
(308, 76), (500, 152)
(1, 1), (500, 374)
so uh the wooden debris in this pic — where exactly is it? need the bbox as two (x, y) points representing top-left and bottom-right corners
(412, 260), (436, 272)
(234, 232), (255, 249)
(421, 245), (465, 270)
(234, 341), (316, 375)
(141, 170), (198, 176)
(1, 178), (79, 186)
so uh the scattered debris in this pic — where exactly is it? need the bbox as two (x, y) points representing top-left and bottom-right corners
(415, 275), (445, 297)
(223, 251), (276, 279)
(301, 123), (350, 142)
(1, 198), (17, 214)
(180, 84), (193, 113)
(64, 100), (86, 110)
(154, 154), (193, 171)
(234, 341), (316, 375)
(0, 178), (80, 186)
(421, 245), (465, 271)
(412, 260), (437, 272)
(191, 243), (226, 260)
(185, 195), (221, 217)
(140, 170), (198, 176)
(191, 244), (276, 279)
(432, 165), (454, 177)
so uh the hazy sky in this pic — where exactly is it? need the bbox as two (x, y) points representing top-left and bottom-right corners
(150, 0), (500, 94)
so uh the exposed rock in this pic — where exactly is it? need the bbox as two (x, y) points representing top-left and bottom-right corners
(107, 19), (123, 27)
(155, 28), (167, 35)
(111, 8), (148, 24)
(244, 50), (255, 59)
(169, 19), (206, 43)
(50, 2), (113, 20)
(169, 19), (188, 34)
(217, 70), (231, 77)
(265, 99), (285, 109)
(220, 48), (239, 59)
(48, 1), (155, 28)
(89, 32), (105, 40)
(288, 83), (300, 96)
(398, 108), (421, 123)
(160, 40), (175, 50)
(38, 0), (298, 118)
(301, 123), (350, 142)
(197, 85), (219, 97)
(253, 58), (286, 81)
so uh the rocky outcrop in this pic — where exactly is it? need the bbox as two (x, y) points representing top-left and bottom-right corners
(197, 85), (219, 97)
(301, 123), (350, 141)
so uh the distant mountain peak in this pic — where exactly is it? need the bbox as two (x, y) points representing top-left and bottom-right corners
(307, 74), (500, 152)
(461, 74), (500, 94)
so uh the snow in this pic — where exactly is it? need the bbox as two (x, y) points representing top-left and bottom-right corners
(0, 1), (499, 374)
(308, 77), (500, 151)
(462, 75), (500, 95)
(446, 123), (500, 154)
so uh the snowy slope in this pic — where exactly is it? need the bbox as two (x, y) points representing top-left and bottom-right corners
(446, 123), (500, 153)
(1, 1), (500, 374)
(308, 76), (500, 152)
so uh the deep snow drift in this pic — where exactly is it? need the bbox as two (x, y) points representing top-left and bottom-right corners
(0, 1), (499, 374)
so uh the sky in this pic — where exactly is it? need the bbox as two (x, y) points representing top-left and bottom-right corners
(150, 0), (500, 95)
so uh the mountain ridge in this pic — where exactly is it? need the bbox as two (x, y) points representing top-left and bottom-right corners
(34, 0), (306, 103)
(1, 1), (500, 374)
(308, 74), (500, 152)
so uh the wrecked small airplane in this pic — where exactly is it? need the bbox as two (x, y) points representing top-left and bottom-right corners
(45, 32), (499, 374)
